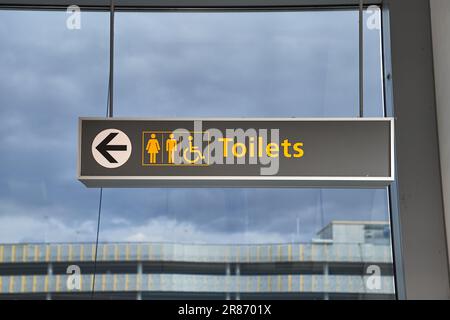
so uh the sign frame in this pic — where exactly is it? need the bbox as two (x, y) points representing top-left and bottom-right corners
(78, 117), (395, 188)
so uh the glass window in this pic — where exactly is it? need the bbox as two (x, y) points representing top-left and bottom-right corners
(0, 10), (109, 298)
(0, 7), (395, 300)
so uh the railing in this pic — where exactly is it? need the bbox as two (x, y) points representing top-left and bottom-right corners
(0, 273), (394, 295)
(0, 242), (393, 264)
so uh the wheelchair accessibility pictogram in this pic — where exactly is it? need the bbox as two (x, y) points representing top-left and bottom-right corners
(183, 136), (205, 164)
(142, 131), (209, 166)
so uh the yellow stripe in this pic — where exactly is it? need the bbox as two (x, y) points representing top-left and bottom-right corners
(0, 245), (3, 263)
(21, 276), (26, 292)
(34, 245), (39, 262)
(32, 276), (37, 293)
(44, 276), (48, 292)
(9, 276), (15, 293)
(277, 245), (282, 261)
(299, 244), (304, 261)
(56, 275), (60, 292)
(288, 275), (292, 292)
(11, 245), (16, 263)
(80, 275), (83, 291)
(45, 245), (50, 262)
(300, 275), (304, 292)
(288, 244), (292, 261)
(22, 245), (28, 262)
(114, 245), (118, 261)
(90, 274), (94, 292)
(137, 244), (142, 261)
(126, 244), (130, 261)
(68, 244), (73, 261)
(147, 274), (152, 290)
(113, 274), (117, 291)
(57, 245), (61, 262)
(102, 244), (108, 261)
(268, 276), (272, 292)
(137, 274), (141, 291)
(80, 244), (84, 261)
(91, 244), (96, 261)
(102, 274), (106, 291)
(278, 275), (282, 292)
(312, 275), (316, 291)
(125, 274), (129, 291)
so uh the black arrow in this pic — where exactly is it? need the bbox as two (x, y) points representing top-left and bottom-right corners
(96, 132), (127, 163)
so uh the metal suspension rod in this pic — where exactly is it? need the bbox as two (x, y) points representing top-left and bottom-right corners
(91, 188), (103, 298)
(108, 0), (115, 118)
(359, 0), (364, 118)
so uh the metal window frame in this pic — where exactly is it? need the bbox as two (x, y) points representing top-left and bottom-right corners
(0, 0), (381, 10)
(382, 0), (449, 300)
(0, 0), (448, 299)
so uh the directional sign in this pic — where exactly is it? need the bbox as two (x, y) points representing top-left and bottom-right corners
(91, 129), (132, 169)
(78, 117), (394, 188)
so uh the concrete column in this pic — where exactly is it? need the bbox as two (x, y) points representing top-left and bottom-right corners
(430, 0), (450, 270)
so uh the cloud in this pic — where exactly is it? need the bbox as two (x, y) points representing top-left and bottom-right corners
(0, 9), (389, 245)
(0, 211), (290, 244)
(100, 216), (289, 244)
(0, 202), (97, 243)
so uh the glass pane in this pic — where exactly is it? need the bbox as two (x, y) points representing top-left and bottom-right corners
(0, 10), (109, 298)
(115, 10), (384, 117)
(0, 7), (394, 300)
(99, 9), (394, 300)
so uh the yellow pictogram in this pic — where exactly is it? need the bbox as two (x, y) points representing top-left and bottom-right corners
(142, 131), (209, 166)
(145, 133), (161, 164)
(183, 136), (205, 164)
(165, 134), (178, 164)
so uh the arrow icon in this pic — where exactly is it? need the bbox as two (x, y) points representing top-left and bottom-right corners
(95, 132), (128, 163)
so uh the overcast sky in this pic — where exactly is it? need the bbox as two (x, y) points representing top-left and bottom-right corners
(0, 9), (390, 245)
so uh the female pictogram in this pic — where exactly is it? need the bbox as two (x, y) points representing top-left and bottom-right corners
(146, 133), (160, 164)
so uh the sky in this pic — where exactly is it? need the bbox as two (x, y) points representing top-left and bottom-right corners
(0, 8), (390, 245)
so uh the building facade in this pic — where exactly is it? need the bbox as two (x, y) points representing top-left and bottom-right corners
(0, 222), (394, 299)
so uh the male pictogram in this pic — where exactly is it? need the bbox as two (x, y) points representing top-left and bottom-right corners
(146, 133), (160, 164)
(166, 134), (178, 164)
